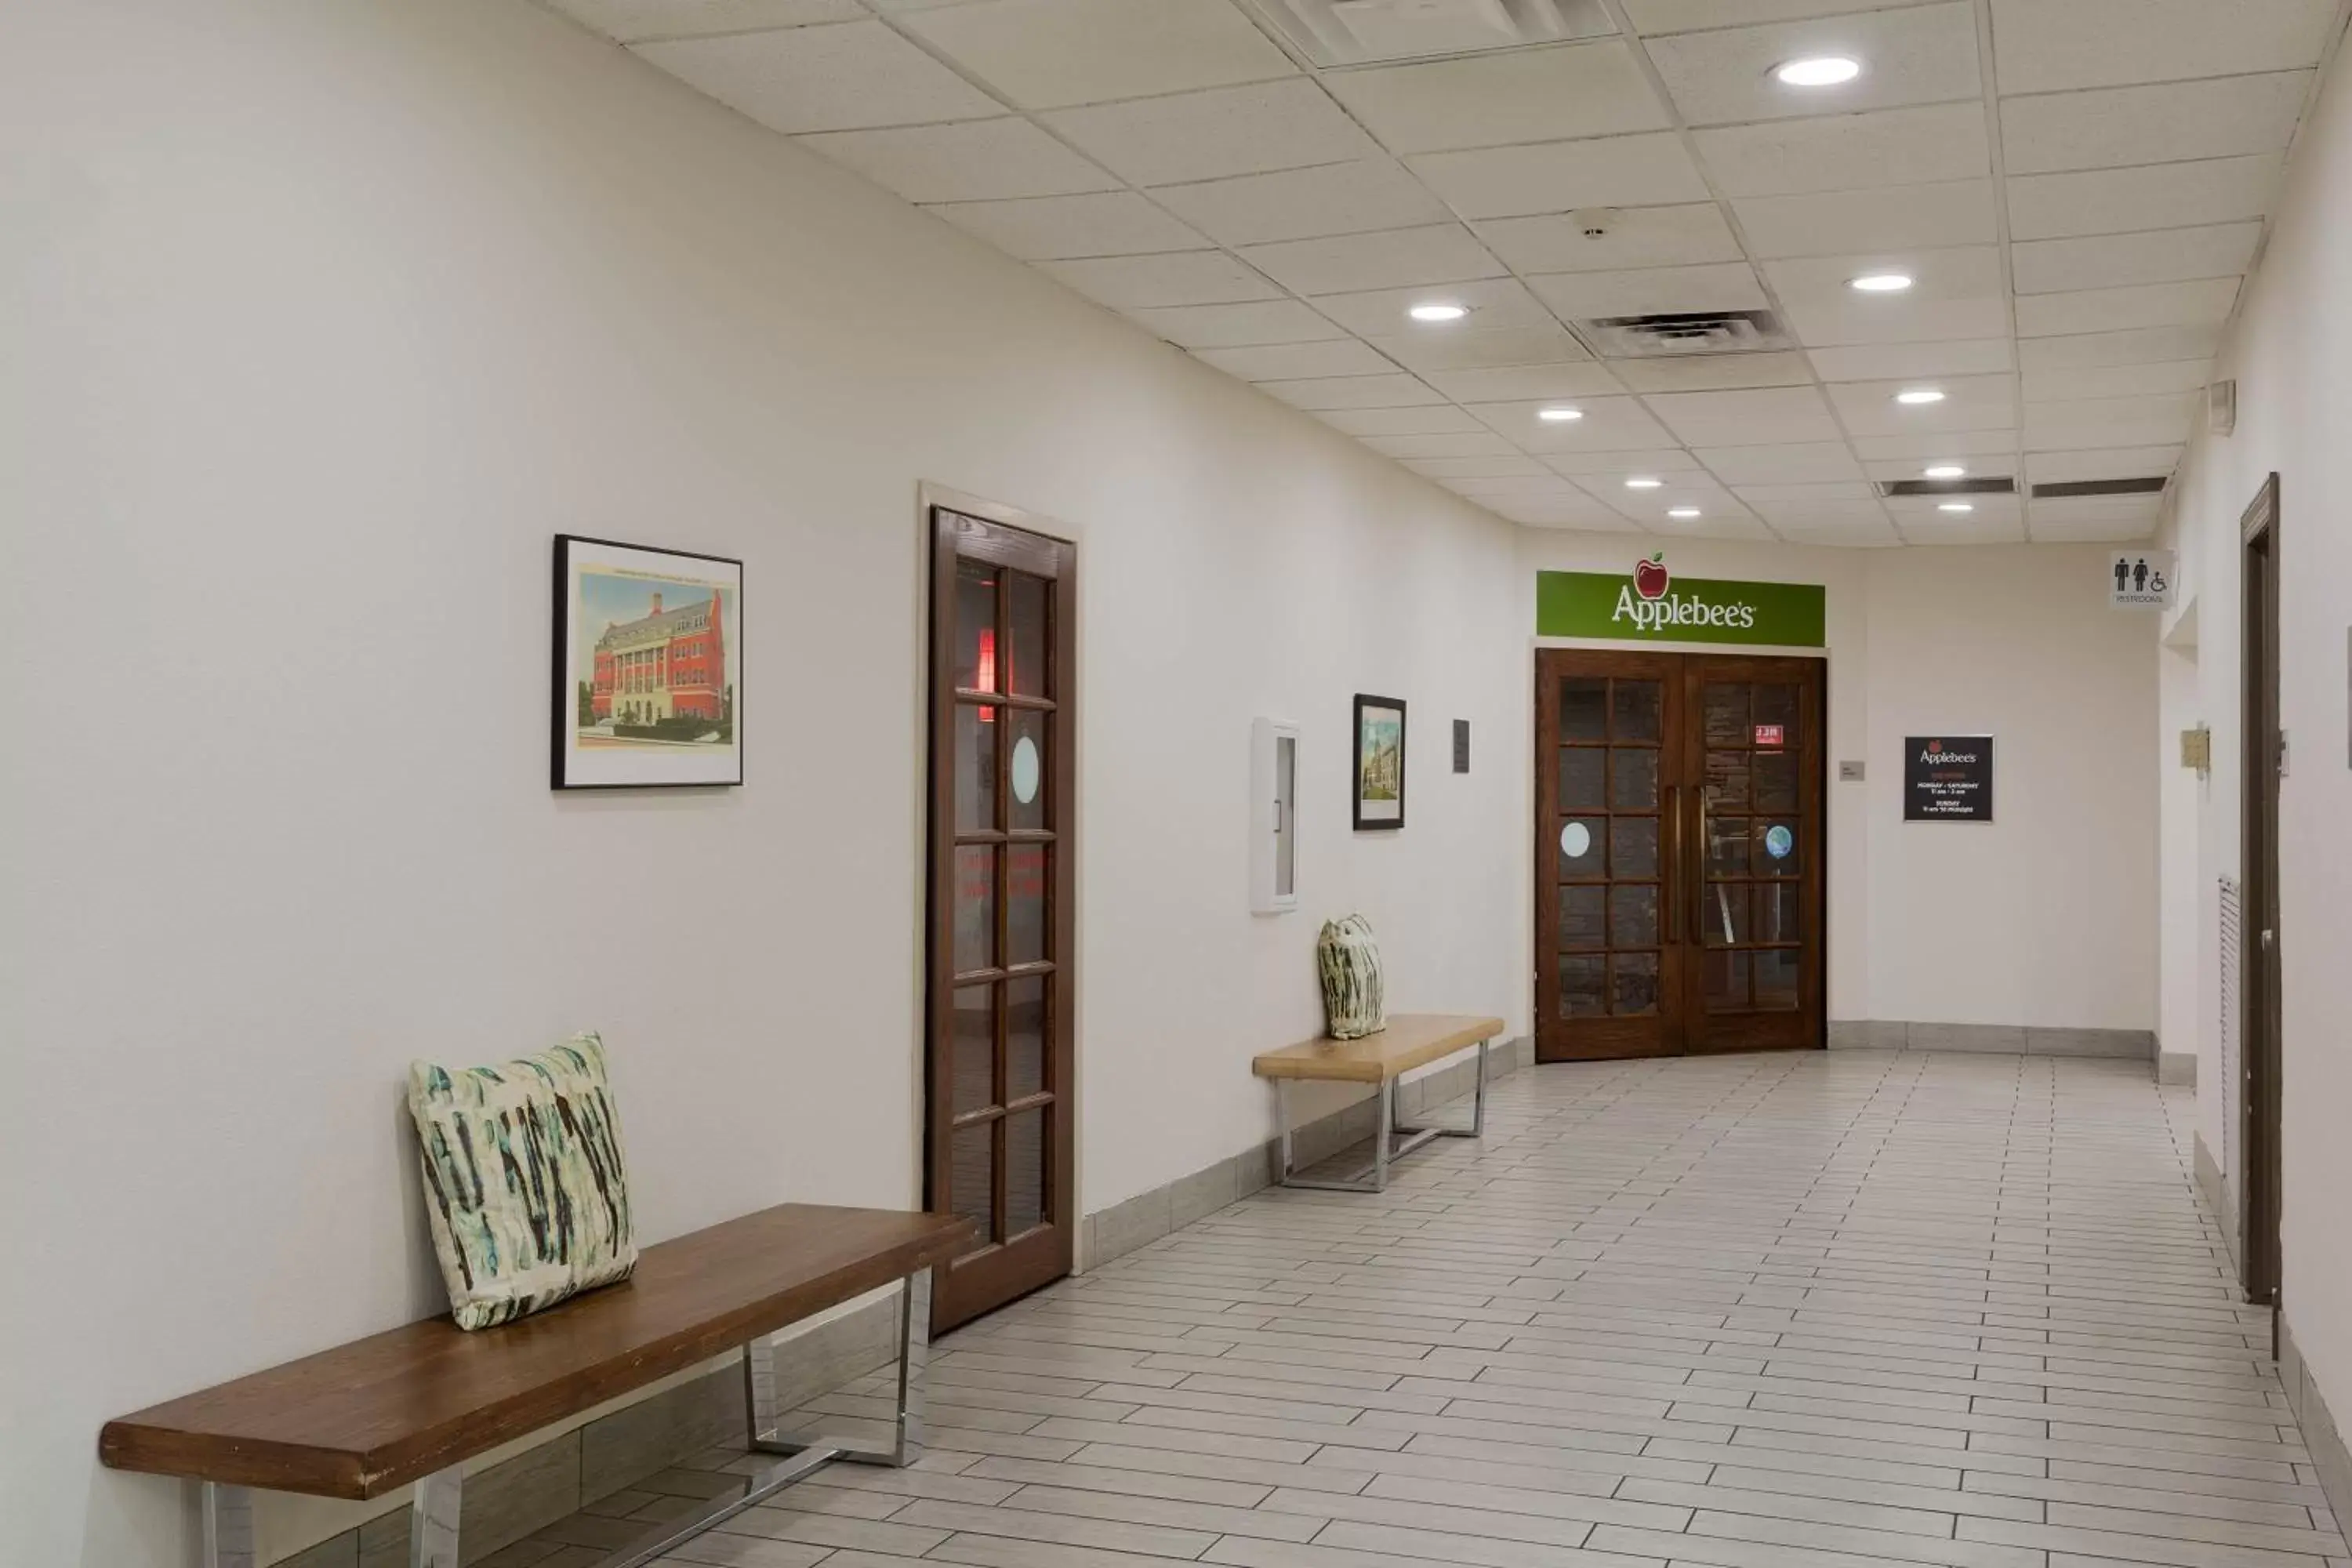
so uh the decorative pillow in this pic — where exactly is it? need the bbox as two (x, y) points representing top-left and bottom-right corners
(407, 1032), (637, 1330)
(1317, 915), (1388, 1041)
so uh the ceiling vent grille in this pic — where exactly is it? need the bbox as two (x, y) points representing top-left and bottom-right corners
(1573, 310), (1795, 359)
(1239, 0), (1616, 67)
(1878, 477), (2016, 498)
(2031, 477), (2171, 499)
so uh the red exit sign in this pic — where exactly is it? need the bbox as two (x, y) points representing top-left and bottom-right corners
(1755, 724), (1785, 748)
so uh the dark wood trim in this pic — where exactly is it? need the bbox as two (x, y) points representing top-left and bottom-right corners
(2239, 472), (2282, 1312)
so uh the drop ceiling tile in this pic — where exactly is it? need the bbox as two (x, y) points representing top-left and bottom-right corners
(1699, 442), (1866, 485)
(1828, 373), (2016, 437)
(1780, 294), (2011, 350)
(2014, 278), (2241, 338)
(1988, 0), (2340, 93)
(1149, 158), (1451, 248)
(1643, 387), (1843, 446)
(1764, 244), (2004, 306)
(1192, 339), (1398, 381)
(2000, 73), (2314, 176)
(1367, 325), (1594, 375)
(634, 20), (1003, 133)
(2023, 359), (2212, 402)
(799, 119), (1120, 201)
(2016, 325), (2223, 372)
(1694, 103), (1990, 197)
(1851, 428), (2020, 459)
(1733, 180), (1998, 260)
(2024, 446), (2185, 485)
(1239, 224), (1504, 296)
(1468, 397), (1678, 452)
(1808, 339), (2013, 381)
(1650, 513), (1779, 542)
(924, 192), (1210, 260)
(1475, 205), (1742, 274)
(1861, 456), (2013, 483)
(1574, 474), (1758, 524)
(1124, 299), (1346, 349)
(1321, 40), (1671, 154)
(1733, 481), (1885, 516)
(548, 0), (865, 43)
(1308, 277), (1555, 337)
(1896, 512), (2027, 545)
(1769, 518), (1905, 546)
(1886, 492), (2021, 524)
(1527, 263), (1769, 321)
(2027, 497), (2165, 542)
(1495, 499), (1645, 531)
(1644, 2), (1982, 127)
(2006, 154), (2285, 241)
(1626, 0), (1947, 34)
(1613, 353), (1815, 393)
(1042, 81), (1375, 187)
(869, 0), (991, 9)
(1541, 449), (1703, 477)
(1423, 364), (1627, 402)
(1258, 372), (1443, 411)
(1408, 134), (1711, 220)
(1443, 474), (1592, 497)
(2009, 225), (2263, 296)
(1359, 431), (1522, 459)
(895, 0), (1296, 110)
(1402, 455), (1554, 479)
(1038, 250), (1279, 310)
(2023, 392), (2199, 450)
(1318, 405), (1487, 436)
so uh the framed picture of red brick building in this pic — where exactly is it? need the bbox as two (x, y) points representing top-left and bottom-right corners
(552, 535), (742, 789)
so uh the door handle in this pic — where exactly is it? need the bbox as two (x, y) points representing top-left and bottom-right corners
(1664, 786), (1679, 942)
(2260, 929), (2274, 951)
(1690, 788), (1707, 946)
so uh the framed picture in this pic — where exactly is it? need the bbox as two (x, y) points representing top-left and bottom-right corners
(552, 535), (742, 789)
(1352, 694), (1406, 831)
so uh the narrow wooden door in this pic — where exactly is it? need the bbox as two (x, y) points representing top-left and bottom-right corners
(926, 506), (1076, 1334)
(2239, 473), (2282, 1309)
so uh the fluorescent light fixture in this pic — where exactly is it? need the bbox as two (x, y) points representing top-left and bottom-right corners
(1923, 464), (1967, 479)
(1849, 272), (1913, 292)
(1775, 55), (1861, 86)
(1407, 301), (1468, 322)
(1895, 387), (1947, 405)
(1537, 406), (1584, 423)
(1668, 507), (1702, 519)
(1625, 477), (1664, 489)
(1938, 502), (1975, 514)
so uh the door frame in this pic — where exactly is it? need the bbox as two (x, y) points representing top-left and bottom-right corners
(917, 482), (1080, 1334)
(2238, 472), (2282, 1311)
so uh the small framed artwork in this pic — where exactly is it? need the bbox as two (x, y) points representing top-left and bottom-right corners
(1352, 694), (1406, 831)
(552, 535), (742, 789)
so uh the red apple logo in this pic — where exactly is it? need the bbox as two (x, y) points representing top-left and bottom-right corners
(1634, 553), (1669, 601)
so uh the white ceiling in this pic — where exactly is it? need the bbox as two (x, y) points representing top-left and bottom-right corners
(543, 0), (2350, 546)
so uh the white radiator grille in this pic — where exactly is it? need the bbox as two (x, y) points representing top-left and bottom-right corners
(2219, 876), (2240, 1186)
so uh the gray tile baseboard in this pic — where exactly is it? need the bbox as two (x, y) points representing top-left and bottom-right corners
(2158, 1050), (2197, 1086)
(1826, 1021), (2154, 1059)
(2281, 1313), (2352, 1534)
(1079, 1035), (1534, 1273)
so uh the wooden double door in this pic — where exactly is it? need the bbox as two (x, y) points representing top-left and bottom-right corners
(1535, 649), (1826, 1062)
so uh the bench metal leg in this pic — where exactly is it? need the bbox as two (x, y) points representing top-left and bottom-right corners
(1394, 1036), (1490, 1141)
(1273, 1037), (1494, 1194)
(410, 1467), (462, 1568)
(202, 1483), (256, 1568)
(746, 1266), (931, 1468)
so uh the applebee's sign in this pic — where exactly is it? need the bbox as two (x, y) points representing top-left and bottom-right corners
(1537, 561), (1825, 648)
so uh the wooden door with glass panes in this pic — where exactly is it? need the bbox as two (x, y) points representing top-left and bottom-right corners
(1535, 649), (1824, 1062)
(926, 506), (1075, 1334)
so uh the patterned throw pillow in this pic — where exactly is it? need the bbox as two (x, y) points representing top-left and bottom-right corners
(1317, 915), (1388, 1041)
(406, 1033), (637, 1330)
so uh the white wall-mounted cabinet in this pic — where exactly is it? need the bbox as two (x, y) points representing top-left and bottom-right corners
(1251, 719), (1299, 915)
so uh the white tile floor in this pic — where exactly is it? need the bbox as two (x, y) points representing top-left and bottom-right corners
(571, 1051), (2347, 1568)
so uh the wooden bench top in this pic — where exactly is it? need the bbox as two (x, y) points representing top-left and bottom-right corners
(1253, 1013), (1506, 1084)
(99, 1203), (974, 1501)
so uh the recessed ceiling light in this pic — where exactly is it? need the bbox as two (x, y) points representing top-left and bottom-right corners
(1896, 387), (1947, 405)
(1625, 477), (1664, 489)
(1849, 272), (1914, 293)
(1537, 406), (1584, 423)
(1407, 302), (1467, 323)
(1668, 507), (1702, 519)
(1923, 463), (1967, 479)
(1938, 502), (1975, 514)
(1775, 55), (1862, 87)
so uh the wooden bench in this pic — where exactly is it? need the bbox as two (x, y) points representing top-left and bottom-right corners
(100, 1203), (974, 1568)
(1253, 1013), (1506, 1192)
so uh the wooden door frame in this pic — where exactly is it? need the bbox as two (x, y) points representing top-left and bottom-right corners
(918, 483), (1080, 1334)
(2238, 472), (2282, 1310)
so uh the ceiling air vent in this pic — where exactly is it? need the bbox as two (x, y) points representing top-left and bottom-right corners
(1573, 310), (1795, 359)
(2031, 477), (2171, 499)
(1238, 0), (1616, 67)
(1878, 477), (2016, 499)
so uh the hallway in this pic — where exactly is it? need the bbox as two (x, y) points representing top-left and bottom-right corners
(630, 1051), (2342, 1568)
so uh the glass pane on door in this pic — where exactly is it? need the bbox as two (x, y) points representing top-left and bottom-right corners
(1697, 677), (1806, 1018)
(1552, 672), (1666, 1021)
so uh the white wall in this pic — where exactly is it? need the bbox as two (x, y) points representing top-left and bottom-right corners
(2165, 24), (2352, 1443)
(0, 4), (1526, 1563)
(1516, 533), (2157, 1032)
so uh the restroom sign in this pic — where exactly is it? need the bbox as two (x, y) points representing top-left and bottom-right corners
(2111, 550), (2174, 608)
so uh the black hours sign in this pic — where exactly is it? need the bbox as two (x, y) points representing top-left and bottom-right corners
(1904, 735), (1993, 822)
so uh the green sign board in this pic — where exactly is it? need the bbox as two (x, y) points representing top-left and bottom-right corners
(1537, 564), (1825, 648)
